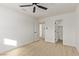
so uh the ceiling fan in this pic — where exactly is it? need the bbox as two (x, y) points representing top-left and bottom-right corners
(20, 3), (48, 13)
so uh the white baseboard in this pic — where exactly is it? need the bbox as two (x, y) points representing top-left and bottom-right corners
(63, 41), (75, 47)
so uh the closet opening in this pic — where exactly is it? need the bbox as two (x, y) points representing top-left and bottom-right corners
(55, 19), (63, 44)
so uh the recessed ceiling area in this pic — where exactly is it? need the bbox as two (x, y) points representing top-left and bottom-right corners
(0, 3), (78, 19)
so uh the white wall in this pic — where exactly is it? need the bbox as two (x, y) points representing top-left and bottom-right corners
(76, 5), (79, 52)
(40, 12), (76, 47)
(0, 6), (39, 53)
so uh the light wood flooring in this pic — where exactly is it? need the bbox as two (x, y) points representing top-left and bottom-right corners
(0, 39), (79, 56)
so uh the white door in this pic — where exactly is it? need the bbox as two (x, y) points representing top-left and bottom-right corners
(34, 23), (39, 41)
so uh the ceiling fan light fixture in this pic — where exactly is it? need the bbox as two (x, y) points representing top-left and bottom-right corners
(20, 3), (48, 13)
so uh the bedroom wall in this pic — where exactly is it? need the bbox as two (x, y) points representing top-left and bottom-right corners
(0, 6), (39, 53)
(75, 5), (79, 52)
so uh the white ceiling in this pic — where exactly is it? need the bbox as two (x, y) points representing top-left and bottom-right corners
(0, 3), (78, 19)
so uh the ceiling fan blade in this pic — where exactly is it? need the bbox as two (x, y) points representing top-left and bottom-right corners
(33, 7), (36, 13)
(20, 5), (33, 7)
(36, 5), (48, 10)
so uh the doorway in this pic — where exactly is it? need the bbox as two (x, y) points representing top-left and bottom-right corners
(55, 19), (63, 44)
(39, 23), (45, 40)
